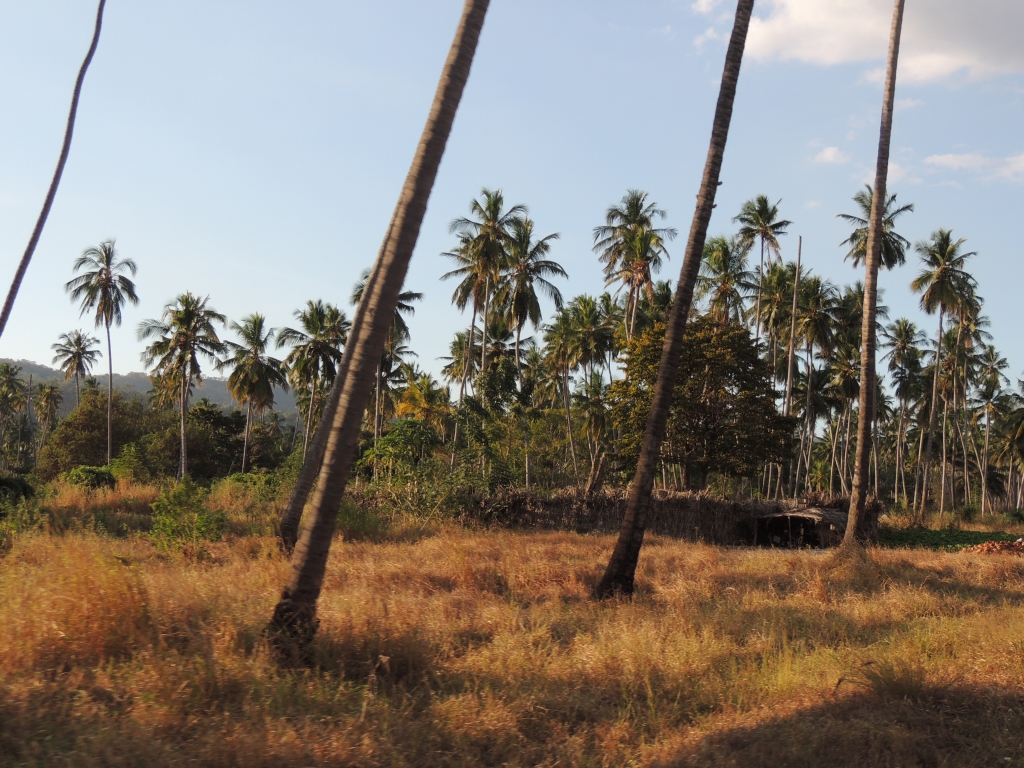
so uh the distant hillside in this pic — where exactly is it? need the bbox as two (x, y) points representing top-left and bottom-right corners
(2, 359), (297, 416)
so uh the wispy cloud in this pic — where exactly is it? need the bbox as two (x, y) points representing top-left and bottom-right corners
(691, 0), (722, 14)
(925, 152), (1024, 181)
(693, 26), (724, 49)
(895, 98), (924, 111)
(739, 0), (1024, 83)
(814, 146), (850, 165)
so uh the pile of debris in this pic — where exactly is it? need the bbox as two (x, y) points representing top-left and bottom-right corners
(962, 538), (1024, 555)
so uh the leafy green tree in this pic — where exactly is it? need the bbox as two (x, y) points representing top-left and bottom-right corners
(51, 330), (100, 407)
(222, 314), (288, 473)
(65, 239), (139, 464)
(138, 293), (226, 478)
(611, 317), (791, 488)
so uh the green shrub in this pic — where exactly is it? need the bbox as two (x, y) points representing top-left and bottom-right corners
(63, 466), (116, 490)
(337, 500), (388, 541)
(151, 478), (225, 547)
(110, 444), (148, 483)
(0, 473), (33, 501)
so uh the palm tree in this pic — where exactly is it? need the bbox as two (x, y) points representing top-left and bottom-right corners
(0, 0), (107, 340)
(65, 240), (139, 464)
(697, 235), (754, 324)
(51, 330), (100, 406)
(837, 185), (914, 269)
(496, 216), (565, 383)
(269, 0), (490, 654)
(844, 0), (907, 546)
(138, 293), (226, 478)
(594, 0), (755, 599)
(975, 344), (1009, 515)
(34, 383), (63, 445)
(882, 318), (927, 505)
(449, 189), (525, 374)
(276, 300), (349, 457)
(734, 195), (791, 340)
(910, 229), (977, 518)
(222, 314), (288, 473)
(593, 191), (677, 340)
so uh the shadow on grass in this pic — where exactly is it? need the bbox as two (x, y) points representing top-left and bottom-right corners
(659, 684), (1024, 767)
(878, 526), (1017, 551)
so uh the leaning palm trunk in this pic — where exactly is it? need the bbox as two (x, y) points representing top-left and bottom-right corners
(278, 216), (398, 553)
(269, 0), (490, 652)
(0, 0), (106, 340)
(593, 0), (754, 599)
(843, 0), (905, 547)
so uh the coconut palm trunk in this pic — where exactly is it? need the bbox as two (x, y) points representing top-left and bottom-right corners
(843, 0), (905, 547)
(179, 373), (190, 478)
(0, 0), (106, 340)
(594, 0), (754, 599)
(918, 309), (944, 519)
(269, 0), (490, 652)
(105, 322), (113, 463)
(242, 401), (252, 473)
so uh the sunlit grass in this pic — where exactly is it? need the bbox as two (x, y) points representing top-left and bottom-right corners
(2, 528), (1024, 766)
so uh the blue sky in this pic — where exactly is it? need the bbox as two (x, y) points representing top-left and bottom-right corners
(1, 0), (1022, 386)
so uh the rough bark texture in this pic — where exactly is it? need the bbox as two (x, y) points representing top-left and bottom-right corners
(269, 0), (490, 656)
(844, 0), (906, 547)
(593, 0), (754, 599)
(0, 0), (106, 340)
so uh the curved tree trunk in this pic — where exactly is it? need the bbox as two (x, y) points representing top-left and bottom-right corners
(844, 0), (905, 547)
(269, 0), (490, 655)
(593, 0), (754, 599)
(0, 0), (106, 340)
(106, 323), (113, 464)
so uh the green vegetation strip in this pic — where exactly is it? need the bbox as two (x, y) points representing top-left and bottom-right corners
(878, 526), (1017, 552)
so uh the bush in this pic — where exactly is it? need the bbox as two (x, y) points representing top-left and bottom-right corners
(0, 472), (33, 501)
(62, 466), (116, 490)
(150, 478), (225, 547)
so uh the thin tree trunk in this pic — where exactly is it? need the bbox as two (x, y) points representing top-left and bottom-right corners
(919, 309), (944, 520)
(594, 0), (754, 599)
(302, 380), (316, 459)
(563, 370), (578, 478)
(940, 395), (949, 519)
(180, 373), (190, 478)
(844, 0), (904, 546)
(983, 407), (991, 515)
(269, 0), (490, 653)
(0, 0), (106, 340)
(106, 323), (113, 464)
(242, 401), (252, 473)
(449, 302), (478, 468)
(480, 276), (490, 373)
(783, 237), (801, 417)
(75, 373), (81, 407)
(754, 239), (765, 341)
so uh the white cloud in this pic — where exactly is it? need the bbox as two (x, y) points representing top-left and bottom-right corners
(693, 26), (724, 49)
(925, 152), (1024, 181)
(814, 146), (850, 164)
(804, 200), (821, 209)
(742, 0), (1024, 82)
(691, 0), (722, 15)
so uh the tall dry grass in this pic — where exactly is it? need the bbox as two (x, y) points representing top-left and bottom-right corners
(2, 531), (1024, 766)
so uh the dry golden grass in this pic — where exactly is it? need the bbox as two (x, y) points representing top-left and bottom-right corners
(2, 530), (1024, 766)
(40, 480), (162, 534)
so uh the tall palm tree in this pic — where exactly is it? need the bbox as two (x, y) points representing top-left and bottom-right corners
(496, 216), (565, 382)
(138, 293), (226, 478)
(222, 314), (288, 473)
(594, 0), (755, 599)
(51, 329), (100, 406)
(844, 0), (907, 546)
(34, 383), (63, 446)
(276, 300), (349, 457)
(975, 344), (1008, 515)
(65, 240), (139, 464)
(593, 191), (677, 340)
(910, 229), (977, 518)
(269, 0), (490, 654)
(882, 318), (927, 505)
(734, 195), (791, 340)
(697, 235), (754, 324)
(837, 185), (914, 269)
(0, 0), (107, 340)
(449, 189), (525, 374)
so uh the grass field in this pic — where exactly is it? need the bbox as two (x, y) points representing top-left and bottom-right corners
(3, 520), (1024, 767)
